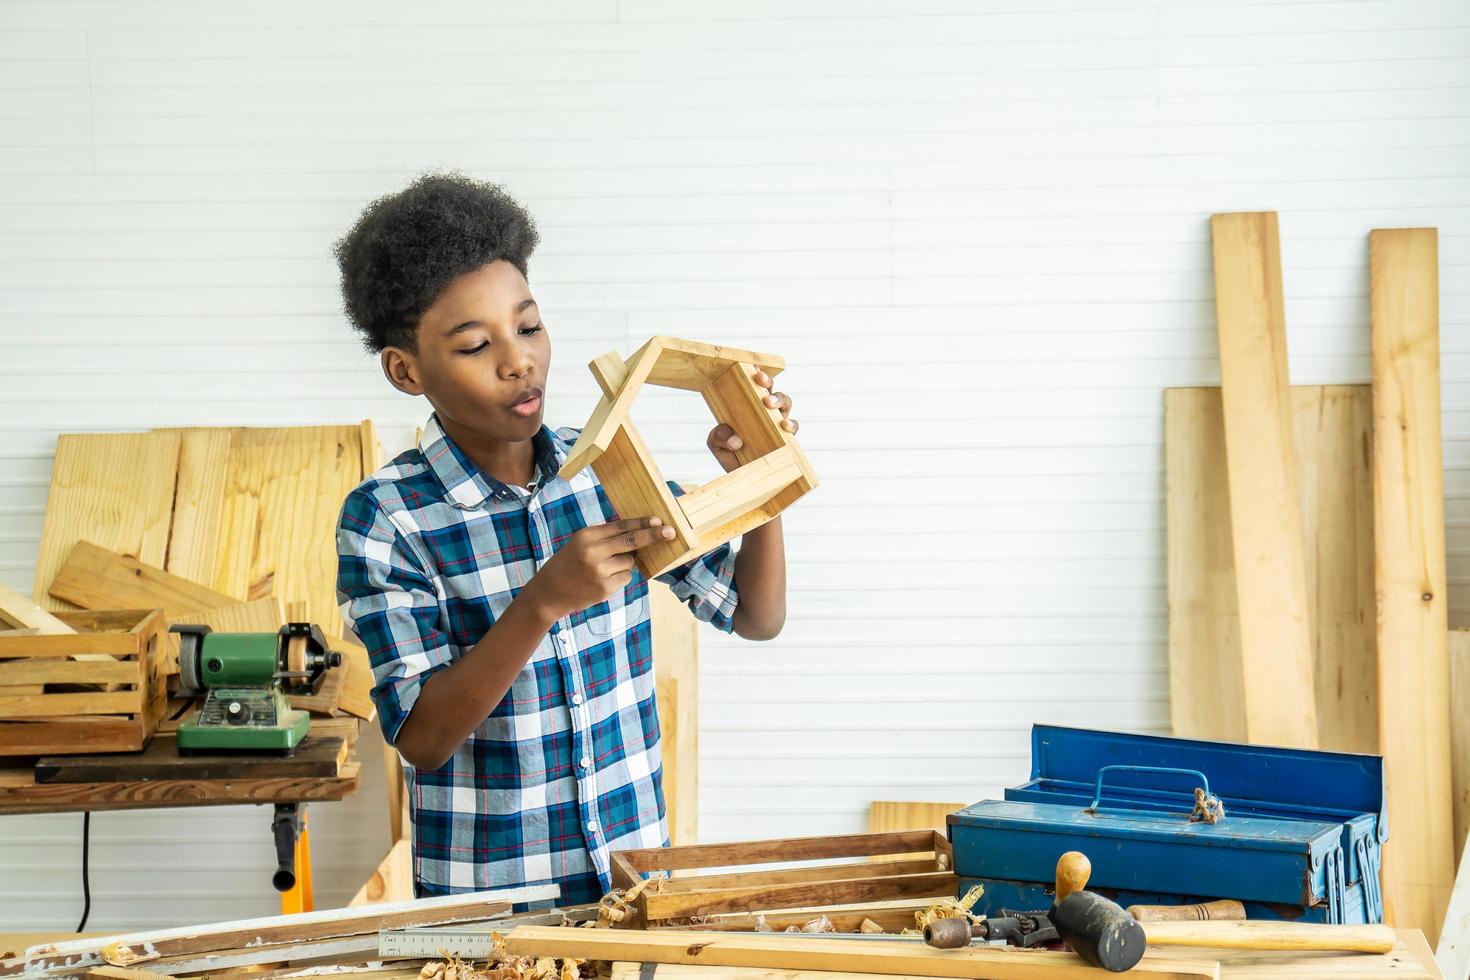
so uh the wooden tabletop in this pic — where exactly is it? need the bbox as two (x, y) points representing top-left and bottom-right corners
(0, 718), (360, 815)
(0, 929), (1446, 979)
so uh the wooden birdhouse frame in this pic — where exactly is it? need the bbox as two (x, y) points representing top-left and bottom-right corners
(558, 336), (818, 578)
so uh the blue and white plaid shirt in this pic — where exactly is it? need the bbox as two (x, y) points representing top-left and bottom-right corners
(336, 414), (738, 904)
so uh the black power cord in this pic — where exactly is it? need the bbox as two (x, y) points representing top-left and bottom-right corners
(76, 811), (91, 932)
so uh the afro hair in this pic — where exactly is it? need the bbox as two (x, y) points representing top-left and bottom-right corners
(334, 172), (541, 353)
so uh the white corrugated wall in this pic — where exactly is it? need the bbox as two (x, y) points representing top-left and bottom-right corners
(0, 0), (1467, 932)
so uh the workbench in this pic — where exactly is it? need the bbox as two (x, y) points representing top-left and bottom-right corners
(0, 723), (361, 816)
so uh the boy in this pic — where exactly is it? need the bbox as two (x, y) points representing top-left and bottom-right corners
(333, 173), (796, 905)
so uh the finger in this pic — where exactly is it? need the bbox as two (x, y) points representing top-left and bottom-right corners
(753, 370), (773, 390)
(591, 517), (663, 538)
(605, 524), (677, 554)
(600, 554), (637, 575)
(764, 391), (792, 416)
(782, 417), (800, 434)
(708, 423), (743, 453)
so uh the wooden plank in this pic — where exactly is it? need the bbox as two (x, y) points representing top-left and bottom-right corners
(0, 720), (144, 755)
(0, 763), (360, 816)
(1209, 211), (1316, 749)
(359, 418), (384, 475)
(1370, 227), (1455, 943)
(660, 857), (943, 893)
(207, 425), (366, 639)
(506, 926), (1220, 980)
(34, 735), (344, 784)
(164, 428), (232, 584)
(33, 431), (182, 612)
(679, 447), (802, 535)
(1441, 829), (1470, 980)
(0, 659), (138, 685)
(560, 339), (664, 478)
(869, 802), (964, 835)
(1293, 385), (1377, 753)
(0, 691), (141, 718)
(348, 838), (413, 907)
(652, 579), (698, 846)
(87, 968), (173, 980)
(48, 541), (238, 618)
(1452, 629), (1470, 869)
(594, 425), (700, 577)
(334, 639), (377, 722)
(0, 584), (76, 635)
(2, 885), (553, 977)
(1166, 386), (1377, 749)
(642, 872), (957, 921)
(616, 830), (946, 874)
(659, 900), (933, 935)
(0, 633), (143, 659)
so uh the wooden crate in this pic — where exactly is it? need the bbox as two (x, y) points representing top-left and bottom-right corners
(0, 609), (168, 756)
(611, 829), (957, 925)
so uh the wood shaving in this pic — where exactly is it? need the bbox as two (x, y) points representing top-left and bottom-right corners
(800, 916), (835, 934)
(591, 876), (667, 928)
(858, 918), (885, 934)
(100, 942), (161, 967)
(914, 883), (986, 931)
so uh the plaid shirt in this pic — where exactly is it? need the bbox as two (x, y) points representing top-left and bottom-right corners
(336, 414), (738, 905)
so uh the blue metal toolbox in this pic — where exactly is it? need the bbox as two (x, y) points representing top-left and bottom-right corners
(946, 725), (1386, 924)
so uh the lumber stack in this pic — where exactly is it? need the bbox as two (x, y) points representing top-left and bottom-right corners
(1, 422), (384, 755)
(1166, 218), (1456, 943)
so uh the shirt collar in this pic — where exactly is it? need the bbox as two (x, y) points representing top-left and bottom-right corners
(419, 413), (567, 511)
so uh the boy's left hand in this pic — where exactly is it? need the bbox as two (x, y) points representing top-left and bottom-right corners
(706, 371), (798, 473)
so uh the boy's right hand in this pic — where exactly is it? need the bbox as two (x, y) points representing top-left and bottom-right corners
(522, 517), (676, 623)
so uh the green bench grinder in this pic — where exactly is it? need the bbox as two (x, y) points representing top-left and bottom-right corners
(170, 622), (342, 755)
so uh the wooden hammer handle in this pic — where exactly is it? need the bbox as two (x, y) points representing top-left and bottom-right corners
(1128, 900), (1246, 922)
(1142, 920), (1397, 954)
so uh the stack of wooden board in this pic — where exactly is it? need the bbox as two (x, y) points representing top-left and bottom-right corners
(15, 422), (383, 742)
(1166, 217), (1458, 944)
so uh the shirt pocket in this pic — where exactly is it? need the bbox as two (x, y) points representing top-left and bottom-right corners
(586, 578), (649, 636)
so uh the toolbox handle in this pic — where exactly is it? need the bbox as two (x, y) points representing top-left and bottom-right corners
(1087, 765), (1222, 822)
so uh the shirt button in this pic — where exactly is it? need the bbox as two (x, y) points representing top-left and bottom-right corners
(580, 756), (591, 769)
(571, 693), (584, 706)
(587, 821), (599, 833)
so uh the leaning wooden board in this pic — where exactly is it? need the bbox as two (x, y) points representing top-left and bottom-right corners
(1166, 385), (1376, 752)
(1370, 227), (1454, 944)
(1208, 211), (1317, 749)
(32, 432), (182, 612)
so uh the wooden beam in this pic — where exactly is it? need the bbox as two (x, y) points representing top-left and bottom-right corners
(47, 540), (238, 618)
(2, 885), (555, 977)
(1440, 829), (1470, 980)
(1209, 211), (1316, 749)
(164, 427), (232, 584)
(643, 872), (957, 921)
(505, 926), (1220, 980)
(651, 580), (698, 846)
(1455, 629), (1470, 869)
(1370, 227), (1454, 943)
(0, 584), (76, 635)
(349, 838), (413, 907)
(1166, 385), (1377, 750)
(616, 830), (946, 875)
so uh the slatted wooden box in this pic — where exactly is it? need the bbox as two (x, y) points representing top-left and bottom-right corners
(610, 829), (956, 926)
(0, 609), (168, 756)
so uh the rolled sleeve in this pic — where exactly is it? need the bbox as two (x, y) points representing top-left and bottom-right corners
(336, 488), (454, 745)
(655, 482), (740, 633)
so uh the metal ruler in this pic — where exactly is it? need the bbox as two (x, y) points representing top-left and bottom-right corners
(379, 926), (505, 960)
